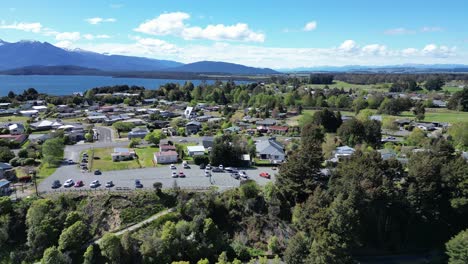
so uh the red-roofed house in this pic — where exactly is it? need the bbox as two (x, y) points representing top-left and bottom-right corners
(0, 134), (28, 145)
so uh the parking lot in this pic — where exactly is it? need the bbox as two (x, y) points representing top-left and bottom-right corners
(38, 163), (277, 193)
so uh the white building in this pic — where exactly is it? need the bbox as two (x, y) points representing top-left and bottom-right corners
(187, 145), (206, 156)
(154, 151), (178, 164)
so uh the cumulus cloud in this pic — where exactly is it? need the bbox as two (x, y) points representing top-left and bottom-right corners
(0, 21), (43, 33)
(362, 44), (387, 55)
(303, 21), (317, 31)
(339, 40), (359, 52)
(55, 40), (74, 49)
(422, 44), (455, 58)
(85, 17), (116, 25)
(134, 12), (265, 42)
(55, 31), (81, 41)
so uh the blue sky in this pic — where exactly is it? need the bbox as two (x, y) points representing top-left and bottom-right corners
(0, 0), (467, 68)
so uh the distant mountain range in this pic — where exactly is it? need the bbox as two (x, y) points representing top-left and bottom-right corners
(282, 64), (468, 73)
(0, 39), (277, 75)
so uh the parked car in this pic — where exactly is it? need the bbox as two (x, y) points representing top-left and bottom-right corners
(231, 173), (240, 180)
(83, 153), (89, 158)
(218, 165), (224, 170)
(63, 179), (74, 188)
(135, 180), (143, 188)
(172, 171), (178, 178)
(259, 172), (271, 179)
(94, 170), (102, 175)
(67, 159), (74, 165)
(225, 167), (236, 172)
(205, 171), (211, 177)
(183, 163), (190, 169)
(240, 171), (248, 179)
(74, 180), (84, 187)
(90, 180), (100, 188)
(212, 167), (223, 172)
(206, 164), (212, 170)
(105, 181), (114, 188)
(51, 180), (61, 189)
(199, 163), (206, 169)
(179, 139), (188, 143)
(170, 164), (176, 170)
(179, 171), (186, 178)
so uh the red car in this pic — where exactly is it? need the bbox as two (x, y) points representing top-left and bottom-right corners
(259, 172), (271, 179)
(74, 180), (84, 187)
(179, 171), (186, 178)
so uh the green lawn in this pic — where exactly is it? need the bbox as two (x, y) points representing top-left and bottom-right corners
(135, 147), (159, 167)
(442, 85), (464, 94)
(90, 147), (141, 171)
(36, 163), (58, 183)
(0, 115), (30, 122)
(301, 81), (390, 92)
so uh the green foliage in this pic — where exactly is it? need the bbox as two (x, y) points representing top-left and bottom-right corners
(283, 232), (309, 264)
(378, 97), (412, 115)
(58, 220), (90, 252)
(209, 135), (244, 167)
(413, 101), (426, 121)
(41, 137), (64, 167)
(448, 123), (468, 150)
(268, 235), (280, 254)
(0, 147), (15, 163)
(424, 76), (445, 91)
(311, 108), (342, 133)
(145, 130), (167, 146)
(447, 88), (468, 111)
(129, 138), (141, 148)
(445, 229), (468, 264)
(337, 118), (381, 148)
(83, 245), (96, 264)
(239, 180), (260, 200)
(99, 233), (122, 264)
(406, 128), (428, 146)
(193, 155), (210, 165)
(41, 246), (69, 264)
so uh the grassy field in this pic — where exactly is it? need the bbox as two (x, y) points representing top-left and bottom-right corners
(288, 108), (468, 127)
(301, 81), (390, 92)
(135, 147), (159, 167)
(90, 147), (141, 171)
(36, 163), (58, 183)
(0, 115), (30, 122)
(442, 85), (464, 93)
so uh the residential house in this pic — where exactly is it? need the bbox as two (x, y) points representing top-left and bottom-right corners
(415, 122), (436, 131)
(8, 123), (25, 135)
(184, 106), (194, 119)
(142, 98), (158, 105)
(202, 137), (215, 149)
(330, 146), (355, 162)
(30, 120), (63, 131)
(0, 103), (11, 109)
(0, 163), (14, 181)
(267, 125), (289, 134)
(32, 105), (48, 112)
(256, 118), (277, 127)
(224, 126), (241, 133)
(432, 100), (447, 108)
(111, 148), (136, 161)
(19, 110), (38, 117)
(150, 120), (170, 129)
(0, 134), (28, 145)
(187, 146), (206, 156)
(0, 180), (11, 196)
(185, 121), (201, 135)
(153, 151), (178, 164)
(128, 127), (149, 139)
(122, 118), (145, 126)
(255, 138), (286, 163)
(160, 144), (177, 152)
(86, 115), (108, 123)
(377, 149), (397, 160)
(28, 134), (52, 144)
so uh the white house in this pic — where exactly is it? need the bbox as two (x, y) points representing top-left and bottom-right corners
(32, 105), (48, 112)
(19, 110), (38, 117)
(111, 148), (136, 161)
(330, 146), (355, 162)
(187, 145), (206, 156)
(8, 123), (25, 135)
(154, 151), (178, 164)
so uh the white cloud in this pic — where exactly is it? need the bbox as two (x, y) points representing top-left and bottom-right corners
(384, 27), (415, 35)
(0, 22), (43, 33)
(134, 12), (265, 42)
(421, 26), (443, 32)
(339, 40), (359, 52)
(55, 31), (81, 41)
(85, 17), (116, 25)
(303, 21), (317, 31)
(401, 48), (419, 56)
(83, 34), (111, 40)
(422, 44), (455, 58)
(362, 44), (387, 55)
(55, 40), (74, 49)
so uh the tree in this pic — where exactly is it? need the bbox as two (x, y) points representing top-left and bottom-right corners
(413, 101), (425, 121)
(268, 236), (280, 254)
(41, 246), (69, 264)
(447, 88), (468, 111)
(26, 199), (61, 256)
(112, 122), (135, 138)
(311, 108), (342, 133)
(58, 221), (89, 252)
(129, 138), (141, 148)
(99, 233), (122, 264)
(0, 147), (15, 163)
(406, 128), (428, 146)
(448, 123), (468, 150)
(445, 229), (468, 264)
(283, 232), (308, 264)
(145, 130), (166, 146)
(83, 245), (96, 264)
(276, 123), (324, 203)
(41, 138), (64, 167)
(337, 118), (365, 147)
(209, 135), (243, 167)
(424, 76), (445, 91)
(153, 182), (163, 194)
(85, 133), (93, 142)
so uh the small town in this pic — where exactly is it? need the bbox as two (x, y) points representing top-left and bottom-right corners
(0, 0), (467, 263)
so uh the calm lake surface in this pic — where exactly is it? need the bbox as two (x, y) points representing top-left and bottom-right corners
(0, 75), (234, 96)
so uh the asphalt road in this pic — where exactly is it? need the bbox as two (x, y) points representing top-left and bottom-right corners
(39, 162), (277, 193)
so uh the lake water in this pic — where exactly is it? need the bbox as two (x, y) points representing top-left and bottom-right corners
(0, 75), (234, 96)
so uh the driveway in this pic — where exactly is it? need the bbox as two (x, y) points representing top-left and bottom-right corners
(38, 163), (277, 193)
(64, 141), (129, 163)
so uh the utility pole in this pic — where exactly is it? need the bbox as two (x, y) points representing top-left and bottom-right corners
(30, 170), (38, 197)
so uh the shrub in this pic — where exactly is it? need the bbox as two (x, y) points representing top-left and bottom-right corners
(193, 155), (210, 165)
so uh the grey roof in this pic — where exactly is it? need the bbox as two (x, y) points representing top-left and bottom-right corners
(256, 118), (277, 126)
(186, 121), (201, 127)
(256, 139), (285, 155)
(0, 163), (12, 170)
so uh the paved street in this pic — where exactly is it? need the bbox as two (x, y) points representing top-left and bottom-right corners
(39, 161), (277, 193)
